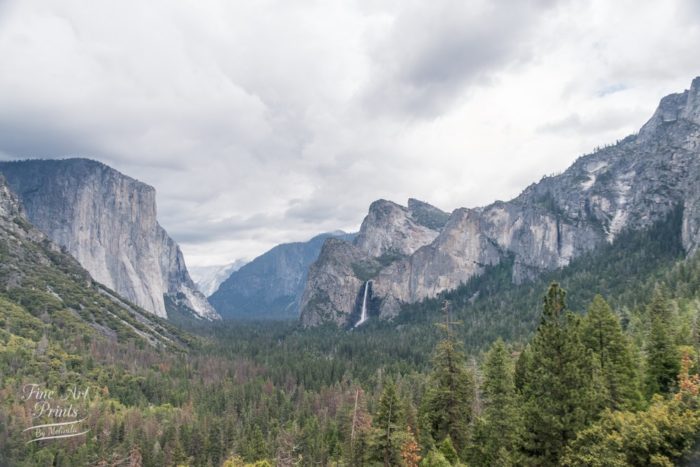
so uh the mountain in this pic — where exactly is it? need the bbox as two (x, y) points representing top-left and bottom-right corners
(0, 158), (220, 320)
(300, 76), (700, 327)
(300, 199), (449, 326)
(0, 174), (186, 348)
(189, 260), (248, 296)
(210, 231), (355, 320)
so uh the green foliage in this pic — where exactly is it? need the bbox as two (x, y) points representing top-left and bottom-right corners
(438, 436), (459, 464)
(469, 339), (521, 466)
(420, 334), (474, 454)
(581, 295), (643, 410)
(519, 283), (602, 466)
(370, 379), (405, 466)
(420, 449), (451, 467)
(3, 204), (700, 465)
(646, 287), (681, 397)
(562, 396), (700, 466)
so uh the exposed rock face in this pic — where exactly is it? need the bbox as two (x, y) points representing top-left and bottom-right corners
(0, 174), (186, 347)
(300, 77), (700, 327)
(300, 199), (447, 326)
(354, 199), (444, 257)
(0, 175), (23, 222)
(210, 231), (354, 319)
(299, 238), (378, 327)
(0, 158), (219, 320)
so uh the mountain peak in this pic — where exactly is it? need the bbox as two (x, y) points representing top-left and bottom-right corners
(407, 198), (449, 230)
(691, 76), (700, 92)
(356, 198), (441, 257)
(638, 76), (700, 141)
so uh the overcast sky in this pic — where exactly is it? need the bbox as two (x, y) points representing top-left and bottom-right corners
(0, 0), (699, 266)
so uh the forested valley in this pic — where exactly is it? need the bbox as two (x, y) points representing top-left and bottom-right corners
(2, 211), (700, 466)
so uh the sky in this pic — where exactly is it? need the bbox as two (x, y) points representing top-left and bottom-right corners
(0, 0), (699, 267)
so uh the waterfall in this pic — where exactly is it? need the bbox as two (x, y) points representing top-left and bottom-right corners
(355, 280), (371, 327)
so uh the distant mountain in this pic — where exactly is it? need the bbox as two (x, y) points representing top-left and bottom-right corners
(300, 76), (700, 327)
(210, 231), (355, 320)
(189, 260), (247, 296)
(0, 158), (219, 320)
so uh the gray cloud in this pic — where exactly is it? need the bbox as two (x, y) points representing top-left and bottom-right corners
(0, 0), (697, 266)
(361, 0), (561, 118)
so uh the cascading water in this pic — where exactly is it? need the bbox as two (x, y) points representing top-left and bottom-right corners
(355, 280), (371, 327)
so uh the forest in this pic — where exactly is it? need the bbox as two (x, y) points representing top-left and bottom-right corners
(2, 211), (700, 466)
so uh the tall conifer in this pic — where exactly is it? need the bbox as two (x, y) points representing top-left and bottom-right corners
(520, 283), (600, 466)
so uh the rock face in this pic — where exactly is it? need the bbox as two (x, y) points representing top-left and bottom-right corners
(354, 199), (445, 257)
(300, 76), (700, 327)
(300, 238), (375, 327)
(300, 199), (448, 326)
(0, 158), (219, 320)
(0, 174), (184, 347)
(210, 231), (354, 319)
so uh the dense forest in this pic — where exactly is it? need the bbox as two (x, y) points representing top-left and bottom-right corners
(2, 213), (700, 466)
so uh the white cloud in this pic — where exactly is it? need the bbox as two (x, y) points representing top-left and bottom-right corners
(0, 0), (698, 266)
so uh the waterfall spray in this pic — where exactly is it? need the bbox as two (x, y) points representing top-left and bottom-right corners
(355, 280), (371, 327)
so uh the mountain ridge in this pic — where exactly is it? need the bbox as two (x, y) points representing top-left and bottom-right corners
(300, 76), (700, 327)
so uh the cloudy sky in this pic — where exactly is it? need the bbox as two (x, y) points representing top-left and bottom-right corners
(0, 0), (698, 266)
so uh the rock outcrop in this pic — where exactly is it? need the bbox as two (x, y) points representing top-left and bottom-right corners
(0, 158), (219, 320)
(300, 77), (700, 327)
(300, 199), (448, 326)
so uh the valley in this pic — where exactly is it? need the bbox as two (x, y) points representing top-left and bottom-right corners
(1, 66), (700, 466)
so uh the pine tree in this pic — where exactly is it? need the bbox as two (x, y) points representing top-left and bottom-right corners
(371, 379), (404, 466)
(420, 302), (475, 454)
(581, 295), (643, 410)
(514, 345), (531, 392)
(438, 437), (459, 464)
(469, 338), (521, 466)
(519, 283), (601, 466)
(645, 287), (680, 397)
(246, 425), (268, 462)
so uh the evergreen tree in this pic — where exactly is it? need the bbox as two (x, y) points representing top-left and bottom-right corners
(420, 449), (452, 467)
(581, 295), (643, 410)
(645, 287), (680, 397)
(245, 425), (268, 462)
(371, 379), (404, 466)
(420, 304), (475, 454)
(438, 437), (459, 464)
(519, 283), (601, 466)
(514, 344), (531, 392)
(469, 338), (521, 466)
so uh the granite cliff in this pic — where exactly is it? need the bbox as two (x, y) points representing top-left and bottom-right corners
(300, 199), (448, 326)
(0, 159), (219, 320)
(300, 77), (700, 327)
(0, 174), (185, 346)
